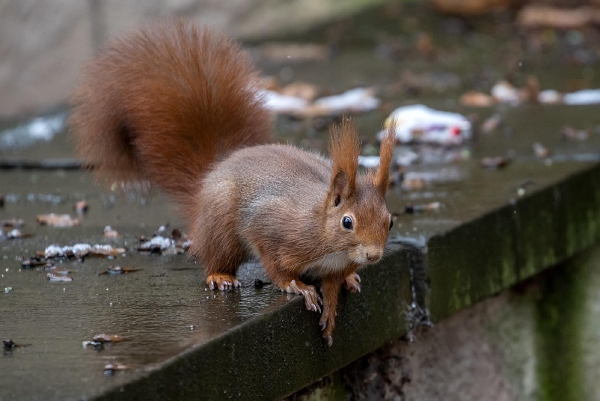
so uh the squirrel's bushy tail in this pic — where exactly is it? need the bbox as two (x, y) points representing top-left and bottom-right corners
(69, 19), (271, 210)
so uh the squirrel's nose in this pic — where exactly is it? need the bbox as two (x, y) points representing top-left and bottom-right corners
(366, 252), (381, 262)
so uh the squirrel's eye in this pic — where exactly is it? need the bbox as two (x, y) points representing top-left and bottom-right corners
(389, 219), (394, 230)
(342, 216), (353, 230)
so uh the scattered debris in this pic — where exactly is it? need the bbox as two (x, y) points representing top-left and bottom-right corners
(563, 89), (600, 105)
(81, 340), (104, 350)
(47, 273), (73, 282)
(4, 287), (12, 293)
(533, 142), (551, 159)
(358, 156), (381, 168)
(462, 77), (540, 107)
(103, 363), (131, 375)
(0, 112), (66, 149)
(50, 267), (77, 275)
(137, 230), (191, 255)
(395, 149), (420, 166)
(138, 236), (176, 253)
(277, 82), (322, 102)
(92, 334), (124, 343)
(0, 219), (24, 228)
(403, 202), (442, 214)
(480, 156), (510, 169)
(561, 126), (589, 141)
(261, 87), (380, 117)
(20, 257), (49, 269)
(380, 104), (472, 146)
(98, 266), (142, 275)
(1, 229), (33, 241)
(401, 176), (426, 191)
(3, 339), (30, 350)
(432, 0), (512, 16)
(261, 90), (309, 114)
(103, 226), (120, 238)
(517, 5), (600, 30)
(460, 91), (495, 107)
(480, 113), (503, 134)
(491, 80), (521, 104)
(538, 89), (562, 104)
(44, 244), (126, 259)
(396, 70), (461, 95)
(258, 43), (330, 62)
(75, 201), (89, 215)
(36, 213), (81, 228)
(254, 279), (271, 289)
(313, 88), (380, 114)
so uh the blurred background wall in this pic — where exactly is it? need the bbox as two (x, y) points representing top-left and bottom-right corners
(0, 0), (593, 116)
(0, 0), (395, 116)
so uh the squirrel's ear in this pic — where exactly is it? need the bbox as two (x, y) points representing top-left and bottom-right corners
(373, 119), (396, 195)
(328, 118), (360, 205)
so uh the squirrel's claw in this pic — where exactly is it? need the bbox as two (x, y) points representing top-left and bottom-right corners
(319, 321), (327, 331)
(344, 272), (361, 293)
(284, 280), (321, 313)
(206, 274), (241, 291)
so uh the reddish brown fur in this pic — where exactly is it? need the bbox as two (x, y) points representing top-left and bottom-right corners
(374, 121), (396, 195)
(328, 119), (360, 200)
(70, 21), (396, 345)
(69, 19), (271, 211)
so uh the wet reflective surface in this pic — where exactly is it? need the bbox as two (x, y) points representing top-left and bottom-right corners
(2, 4), (600, 400)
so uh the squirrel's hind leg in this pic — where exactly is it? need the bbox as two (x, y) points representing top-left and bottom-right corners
(189, 196), (247, 291)
(199, 244), (247, 291)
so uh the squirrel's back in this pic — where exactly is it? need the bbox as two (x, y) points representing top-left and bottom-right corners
(69, 19), (271, 210)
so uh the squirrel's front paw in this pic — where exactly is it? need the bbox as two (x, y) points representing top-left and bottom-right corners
(285, 280), (322, 313)
(206, 274), (241, 291)
(343, 272), (361, 293)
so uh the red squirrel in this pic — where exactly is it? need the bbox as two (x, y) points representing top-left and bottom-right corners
(69, 20), (395, 345)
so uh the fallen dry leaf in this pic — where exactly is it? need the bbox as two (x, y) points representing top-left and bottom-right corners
(44, 244), (126, 259)
(75, 201), (88, 215)
(259, 43), (330, 62)
(517, 5), (600, 29)
(278, 82), (322, 102)
(47, 273), (73, 282)
(533, 142), (551, 159)
(103, 363), (131, 375)
(404, 202), (442, 214)
(92, 334), (124, 343)
(0, 219), (24, 228)
(3, 339), (31, 350)
(480, 156), (510, 169)
(98, 266), (142, 275)
(480, 113), (503, 134)
(561, 126), (589, 141)
(37, 213), (81, 228)
(103, 226), (120, 238)
(21, 259), (47, 269)
(460, 91), (496, 107)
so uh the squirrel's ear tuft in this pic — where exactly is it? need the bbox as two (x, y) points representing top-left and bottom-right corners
(373, 119), (396, 195)
(328, 118), (360, 204)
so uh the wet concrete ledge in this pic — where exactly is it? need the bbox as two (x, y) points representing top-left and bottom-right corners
(91, 162), (600, 401)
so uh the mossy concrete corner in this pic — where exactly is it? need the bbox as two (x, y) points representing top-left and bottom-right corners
(427, 163), (600, 322)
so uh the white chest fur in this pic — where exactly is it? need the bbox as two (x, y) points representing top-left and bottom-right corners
(302, 252), (351, 276)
